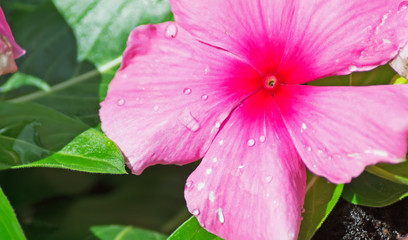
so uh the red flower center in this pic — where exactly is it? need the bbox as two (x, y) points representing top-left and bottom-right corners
(262, 74), (279, 90)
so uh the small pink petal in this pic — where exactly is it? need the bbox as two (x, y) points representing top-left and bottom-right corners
(100, 22), (260, 174)
(170, 0), (408, 84)
(185, 91), (306, 240)
(276, 85), (408, 184)
(0, 7), (25, 75)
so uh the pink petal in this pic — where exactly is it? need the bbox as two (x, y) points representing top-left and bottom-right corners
(170, 0), (408, 84)
(185, 91), (306, 240)
(276, 85), (408, 184)
(100, 22), (260, 174)
(0, 7), (25, 75)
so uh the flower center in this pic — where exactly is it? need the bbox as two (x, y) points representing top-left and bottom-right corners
(262, 74), (279, 90)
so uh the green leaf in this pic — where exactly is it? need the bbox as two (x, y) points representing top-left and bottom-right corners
(342, 170), (408, 207)
(167, 217), (222, 240)
(298, 171), (343, 240)
(0, 187), (26, 240)
(310, 65), (395, 86)
(2, 2), (108, 126)
(0, 103), (125, 174)
(91, 225), (167, 240)
(14, 128), (126, 174)
(52, 0), (173, 67)
(0, 102), (88, 169)
(0, 73), (50, 93)
(365, 161), (408, 186)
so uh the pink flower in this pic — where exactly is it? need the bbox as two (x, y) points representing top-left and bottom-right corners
(100, 1), (408, 239)
(0, 6), (25, 75)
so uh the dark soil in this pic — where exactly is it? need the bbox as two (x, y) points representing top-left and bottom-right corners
(313, 198), (408, 240)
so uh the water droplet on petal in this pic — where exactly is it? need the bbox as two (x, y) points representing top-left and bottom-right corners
(192, 209), (200, 216)
(247, 139), (255, 147)
(185, 181), (192, 189)
(214, 121), (221, 129)
(265, 176), (272, 183)
(300, 123), (307, 133)
(219, 140), (224, 146)
(165, 23), (178, 38)
(212, 157), (217, 163)
(259, 135), (266, 143)
(399, 1), (408, 11)
(209, 191), (215, 202)
(201, 95), (208, 101)
(179, 110), (200, 132)
(197, 182), (205, 191)
(273, 200), (278, 205)
(307, 146), (312, 152)
(204, 66), (210, 74)
(289, 232), (295, 239)
(348, 65), (357, 72)
(217, 208), (225, 224)
(206, 168), (212, 175)
(183, 88), (192, 95)
(153, 105), (159, 111)
(117, 99), (125, 106)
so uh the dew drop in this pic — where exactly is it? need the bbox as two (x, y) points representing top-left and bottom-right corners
(259, 135), (266, 143)
(214, 121), (221, 129)
(197, 182), (205, 191)
(399, 1), (408, 11)
(192, 209), (200, 216)
(219, 140), (224, 146)
(206, 168), (212, 175)
(185, 181), (192, 189)
(247, 139), (255, 147)
(209, 191), (215, 202)
(201, 95), (208, 101)
(153, 105), (159, 111)
(217, 208), (225, 224)
(204, 66), (210, 74)
(382, 38), (392, 44)
(238, 165), (244, 169)
(289, 232), (295, 239)
(348, 65), (357, 72)
(265, 176), (272, 183)
(117, 98), (125, 106)
(183, 88), (192, 95)
(179, 110), (200, 132)
(307, 146), (312, 152)
(165, 23), (178, 38)
(273, 200), (278, 205)
(212, 157), (217, 163)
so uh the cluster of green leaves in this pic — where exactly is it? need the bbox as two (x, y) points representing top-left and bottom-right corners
(0, 0), (407, 240)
